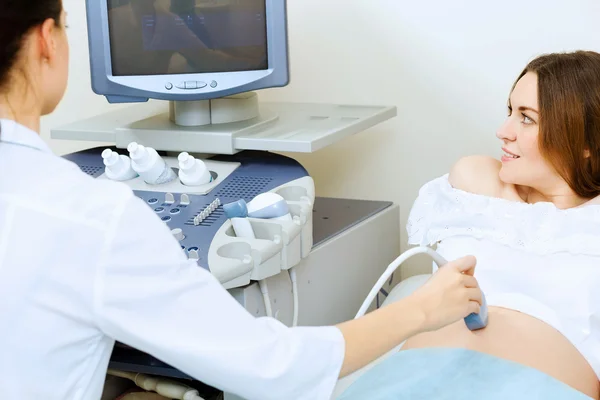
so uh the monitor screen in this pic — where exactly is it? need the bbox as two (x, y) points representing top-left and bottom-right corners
(107, 0), (268, 76)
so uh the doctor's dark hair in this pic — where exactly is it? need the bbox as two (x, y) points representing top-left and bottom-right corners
(511, 51), (600, 199)
(0, 0), (63, 91)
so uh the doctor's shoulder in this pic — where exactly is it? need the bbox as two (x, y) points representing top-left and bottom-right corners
(45, 155), (137, 223)
(448, 155), (508, 198)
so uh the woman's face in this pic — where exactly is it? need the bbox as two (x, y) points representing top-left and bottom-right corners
(496, 72), (560, 189)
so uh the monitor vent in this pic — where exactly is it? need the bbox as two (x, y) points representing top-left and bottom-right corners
(80, 165), (104, 177)
(216, 176), (273, 199)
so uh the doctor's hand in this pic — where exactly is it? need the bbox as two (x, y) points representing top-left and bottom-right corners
(408, 255), (482, 332)
(336, 255), (482, 378)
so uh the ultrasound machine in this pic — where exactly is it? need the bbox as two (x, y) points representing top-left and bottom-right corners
(52, 1), (400, 398)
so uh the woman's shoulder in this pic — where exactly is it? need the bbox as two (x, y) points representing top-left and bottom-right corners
(406, 156), (600, 256)
(412, 155), (519, 207)
(407, 156), (512, 224)
(447, 155), (513, 199)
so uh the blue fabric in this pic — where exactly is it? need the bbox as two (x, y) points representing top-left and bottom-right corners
(337, 348), (592, 400)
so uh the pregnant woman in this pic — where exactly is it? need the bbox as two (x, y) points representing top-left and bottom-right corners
(341, 50), (600, 399)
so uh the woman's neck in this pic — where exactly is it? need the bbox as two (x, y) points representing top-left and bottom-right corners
(517, 183), (589, 209)
(0, 93), (42, 134)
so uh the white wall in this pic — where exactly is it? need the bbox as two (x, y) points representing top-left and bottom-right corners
(44, 0), (600, 277)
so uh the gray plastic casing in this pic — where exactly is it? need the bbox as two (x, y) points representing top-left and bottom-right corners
(85, 0), (290, 104)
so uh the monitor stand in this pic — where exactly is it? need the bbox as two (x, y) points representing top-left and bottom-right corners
(169, 92), (260, 127)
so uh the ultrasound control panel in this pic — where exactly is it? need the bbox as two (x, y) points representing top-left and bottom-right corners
(64, 148), (313, 287)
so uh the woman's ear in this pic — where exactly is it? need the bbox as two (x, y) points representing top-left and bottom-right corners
(38, 18), (58, 63)
(584, 149), (591, 159)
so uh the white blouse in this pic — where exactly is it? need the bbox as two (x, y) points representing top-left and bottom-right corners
(407, 174), (600, 378)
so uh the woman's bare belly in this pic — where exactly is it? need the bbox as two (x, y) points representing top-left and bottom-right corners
(401, 307), (599, 399)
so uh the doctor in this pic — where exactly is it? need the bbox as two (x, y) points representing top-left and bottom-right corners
(0, 2), (483, 400)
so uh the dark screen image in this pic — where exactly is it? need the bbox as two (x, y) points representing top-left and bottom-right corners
(107, 0), (268, 76)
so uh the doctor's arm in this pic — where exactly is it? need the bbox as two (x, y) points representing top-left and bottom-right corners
(336, 256), (480, 377)
(94, 195), (480, 400)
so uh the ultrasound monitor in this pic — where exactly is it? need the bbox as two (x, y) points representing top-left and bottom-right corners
(85, 0), (289, 106)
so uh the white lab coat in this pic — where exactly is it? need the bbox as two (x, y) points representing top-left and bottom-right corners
(0, 119), (345, 400)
